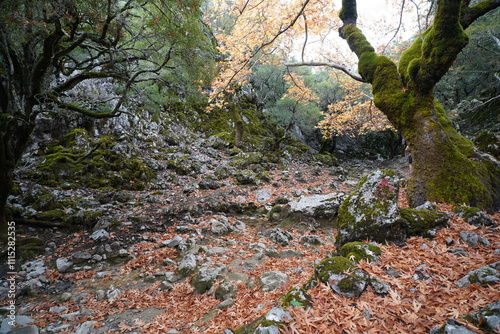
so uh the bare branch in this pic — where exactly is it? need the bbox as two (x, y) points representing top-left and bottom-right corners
(284, 61), (365, 82)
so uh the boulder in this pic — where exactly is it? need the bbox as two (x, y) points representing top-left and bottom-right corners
(178, 254), (197, 277)
(465, 300), (500, 333)
(456, 261), (500, 287)
(336, 170), (449, 248)
(259, 271), (288, 292)
(191, 263), (228, 294)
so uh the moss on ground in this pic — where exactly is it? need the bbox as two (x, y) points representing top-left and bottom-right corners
(30, 129), (154, 190)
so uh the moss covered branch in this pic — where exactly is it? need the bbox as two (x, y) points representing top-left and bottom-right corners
(46, 93), (118, 119)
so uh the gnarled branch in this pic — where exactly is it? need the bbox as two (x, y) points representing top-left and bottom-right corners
(284, 61), (365, 82)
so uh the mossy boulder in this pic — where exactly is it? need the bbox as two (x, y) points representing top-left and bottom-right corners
(16, 237), (45, 261)
(464, 300), (500, 333)
(473, 130), (500, 159)
(339, 242), (381, 263)
(397, 207), (449, 237)
(280, 286), (312, 309)
(453, 206), (496, 226)
(336, 170), (450, 248)
(336, 170), (405, 247)
(31, 129), (154, 190)
(314, 256), (370, 298)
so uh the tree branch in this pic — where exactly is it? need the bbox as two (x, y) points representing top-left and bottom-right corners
(284, 61), (365, 82)
(460, 0), (500, 29)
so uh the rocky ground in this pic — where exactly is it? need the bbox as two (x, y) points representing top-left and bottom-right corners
(1, 135), (499, 333)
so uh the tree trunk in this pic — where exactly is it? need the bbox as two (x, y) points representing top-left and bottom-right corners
(403, 96), (499, 208)
(339, 0), (500, 210)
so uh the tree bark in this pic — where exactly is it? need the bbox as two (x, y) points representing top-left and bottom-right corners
(339, 0), (500, 209)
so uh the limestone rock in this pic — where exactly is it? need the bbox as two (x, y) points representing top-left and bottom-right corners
(191, 263), (228, 294)
(259, 271), (288, 292)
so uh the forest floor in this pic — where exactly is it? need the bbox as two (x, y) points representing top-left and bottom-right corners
(3, 155), (500, 334)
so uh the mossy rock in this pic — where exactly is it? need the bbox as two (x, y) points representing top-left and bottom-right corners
(464, 300), (500, 333)
(233, 315), (283, 334)
(16, 237), (45, 261)
(397, 207), (449, 237)
(280, 286), (312, 309)
(339, 242), (381, 263)
(473, 130), (500, 158)
(336, 170), (406, 248)
(314, 256), (354, 283)
(31, 129), (154, 190)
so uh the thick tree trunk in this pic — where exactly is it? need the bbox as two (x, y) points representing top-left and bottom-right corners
(404, 97), (499, 208)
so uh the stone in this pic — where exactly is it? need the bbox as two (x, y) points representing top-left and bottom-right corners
(456, 261), (500, 287)
(178, 254), (197, 277)
(106, 285), (120, 302)
(465, 300), (500, 332)
(288, 193), (344, 217)
(300, 235), (323, 245)
(265, 307), (292, 322)
(215, 282), (238, 301)
(56, 258), (73, 273)
(6, 326), (39, 334)
(336, 170), (448, 248)
(0, 316), (36, 334)
(191, 263), (228, 294)
(255, 189), (272, 202)
(259, 271), (288, 292)
(90, 229), (109, 241)
(268, 228), (293, 246)
(215, 298), (234, 310)
(430, 319), (477, 334)
(454, 206), (496, 226)
(233, 220), (246, 230)
(72, 251), (92, 263)
(162, 235), (183, 247)
(74, 321), (98, 334)
(210, 219), (234, 235)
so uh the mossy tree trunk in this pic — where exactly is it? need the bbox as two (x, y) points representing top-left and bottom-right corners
(339, 0), (500, 209)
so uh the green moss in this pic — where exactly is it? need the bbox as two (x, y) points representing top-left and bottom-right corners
(474, 131), (500, 158)
(280, 286), (312, 308)
(233, 316), (283, 334)
(314, 256), (354, 283)
(31, 130), (154, 190)
(339, 242), (381, 263)
(16, 237), (45, 260)
(398, 208), (449, 237)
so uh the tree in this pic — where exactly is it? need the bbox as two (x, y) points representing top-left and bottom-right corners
(208, 0), (500, 210)
(0, 0), (215, 237)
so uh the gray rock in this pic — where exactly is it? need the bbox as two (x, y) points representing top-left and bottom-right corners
(457, 261), (500, 287)
(259, 271), (288, 292)
(178, 254), (197, 277)
(328, 269), (370, 298)
(162, 235), (183, 247)
(288, 193), (344, 217)
(160, 281), (173, 291)
(207, 247), (230, 256)
(430, 319), (477, 334)
(268, 228), (293, 246)
(6, 326), (39, 334)
(210, 219), (234, 235)
(255, 189), (272, 202)
(90, 229), (109, 241)
(72, 251), (92, 263)
(106, 285), (120, 302)
(215, 282), (238, 301)
(233, 220), (246, 230)
(466, 300), (500, 332)
(454, 206), (496, 226)
(265, 307), (292, 322)
(56, 258), (73, 273)
(74, 321), (98, 334)
(459, 231), (489, 247)
(300, 235), (323, 245)
(215, 298), (234, 310)
(0, 316), (36, 334)
(254, 326), (280, 334)
(191, 263), (228, 294)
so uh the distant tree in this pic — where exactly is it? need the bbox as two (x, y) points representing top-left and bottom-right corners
(0, 0), (216, 237)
